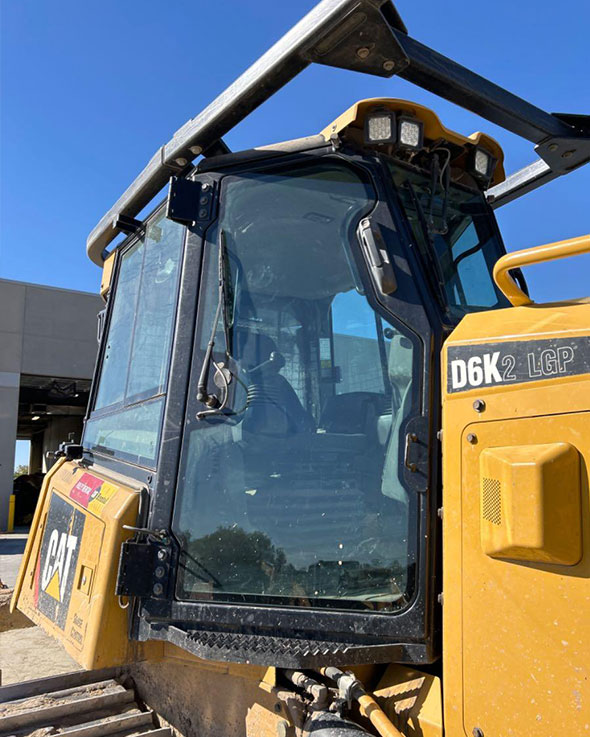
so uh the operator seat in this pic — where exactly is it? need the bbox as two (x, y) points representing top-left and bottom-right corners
(381, 334), (414, 503)
(235, 330), (314, 436)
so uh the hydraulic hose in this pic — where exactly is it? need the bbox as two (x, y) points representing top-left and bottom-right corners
(319, 667), (405, 737)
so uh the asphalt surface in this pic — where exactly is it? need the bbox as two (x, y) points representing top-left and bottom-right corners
(0, 531), (27, 589)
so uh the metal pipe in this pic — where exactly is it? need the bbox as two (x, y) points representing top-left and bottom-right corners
(86, 0), (588, 266)
(320, 667), (405, 737)
(493, 233), (590, 306)
(86, 0), (364, 265)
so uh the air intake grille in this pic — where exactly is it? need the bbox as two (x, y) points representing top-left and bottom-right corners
(482, 477), (502, 525)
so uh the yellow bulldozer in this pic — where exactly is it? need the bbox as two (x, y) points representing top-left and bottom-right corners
(4, 1), (590, 735)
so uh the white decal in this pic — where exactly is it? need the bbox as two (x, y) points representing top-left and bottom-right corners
(450, 340), (583, 392)
(41, 530), (78, 601)
(450, 359), (467, 389)
(528, 346), (576, 378)
(450, 351), (502, 390)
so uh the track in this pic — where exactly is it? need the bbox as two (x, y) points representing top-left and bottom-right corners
(0, 667), (171, 737)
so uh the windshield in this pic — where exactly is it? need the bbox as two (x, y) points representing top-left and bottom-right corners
(173, 162), (420, 612)
(388, 162), (509, 319)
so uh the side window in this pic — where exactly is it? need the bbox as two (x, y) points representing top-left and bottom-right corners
(451, 222), (500, 307)
(84, 211), (185, 466)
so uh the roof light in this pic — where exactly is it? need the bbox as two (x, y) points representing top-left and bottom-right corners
(364, 112), (397, 144)
(398, 116), (424, 150)
(470, 146), (497, 182)
(32, 415), (40, 421)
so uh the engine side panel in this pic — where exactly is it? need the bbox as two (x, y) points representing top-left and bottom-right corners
(12, 460), (160, 669)
(442, 301), (590, 736)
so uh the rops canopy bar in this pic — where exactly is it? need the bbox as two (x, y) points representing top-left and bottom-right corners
(87, 0), (590, 265)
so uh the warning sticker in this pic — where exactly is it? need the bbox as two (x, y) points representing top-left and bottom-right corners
(70, 472), (117, 516)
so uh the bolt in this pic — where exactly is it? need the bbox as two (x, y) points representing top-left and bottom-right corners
(175, 157), (188, 167)
(157, 548), (168, 562)
(155, 566), (166, 579)
(562, 150), (575, 159)
(200, 196), (209, 205)
(437, 507), (443, 519)
(189, 145), (203, 156)
(437, 593), (444, 605)
(199, 208), (208, 218)
(276, 720), (289, 737)
(356, 46), (370, 59)
(473, 728), (484, 737)
(383, 60), (396, 71)
(548, 143), (559, 152)
(153, 583), (164, 596)
(467, 433), (478, 445)
(473, 399), (486, 413)
(201, 182), (211, 191)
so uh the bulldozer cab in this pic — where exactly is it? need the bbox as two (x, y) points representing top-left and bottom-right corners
(11, 3), (590, 725)
(76, 106), (510, 666)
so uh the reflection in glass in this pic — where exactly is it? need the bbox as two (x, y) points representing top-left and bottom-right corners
(389, 162), (509, 318)
(85, 211), (184, 467)
(174, 164), (418, 611)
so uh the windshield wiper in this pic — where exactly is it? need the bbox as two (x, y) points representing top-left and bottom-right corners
(196, 229), (233, 419)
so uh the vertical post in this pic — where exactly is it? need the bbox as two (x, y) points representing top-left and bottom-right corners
(7, 495), (15, 532)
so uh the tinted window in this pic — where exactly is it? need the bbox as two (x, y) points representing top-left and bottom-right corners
(389, 163), (508, 318)
(84, 211), (184, 466)
(173, 163), (419, 611)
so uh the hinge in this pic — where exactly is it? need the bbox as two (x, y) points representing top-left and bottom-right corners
(166, 176), (215, 225)
(116, 540), (171, 599)
(112, 214), (143, 235)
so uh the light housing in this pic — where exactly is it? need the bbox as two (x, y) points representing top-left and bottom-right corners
(397, 116), (424, 150)
(364, 111), (397, 144)
(469, 146), (497, 182)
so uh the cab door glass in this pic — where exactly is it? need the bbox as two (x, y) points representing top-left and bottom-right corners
(173, 162), (419, 611)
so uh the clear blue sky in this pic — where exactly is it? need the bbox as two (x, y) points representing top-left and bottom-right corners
(1, 0), (589, 305)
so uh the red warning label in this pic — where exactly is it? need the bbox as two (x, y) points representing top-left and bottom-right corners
(70, 473), (103, 508)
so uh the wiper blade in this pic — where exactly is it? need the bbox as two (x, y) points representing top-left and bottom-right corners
(196, 229), (232, 419)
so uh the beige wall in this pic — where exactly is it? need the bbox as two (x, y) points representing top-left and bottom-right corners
(0, 279), (102, 530)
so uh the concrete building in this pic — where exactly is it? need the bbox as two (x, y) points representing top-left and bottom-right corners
(0, 279), (102, 530)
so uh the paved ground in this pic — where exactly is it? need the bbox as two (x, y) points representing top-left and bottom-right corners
(0, 531), (80, 685)
(0, 531), (27, 588)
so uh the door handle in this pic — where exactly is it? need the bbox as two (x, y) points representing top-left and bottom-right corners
(357, 218), (397, 295)
(404, 432), (418, 472)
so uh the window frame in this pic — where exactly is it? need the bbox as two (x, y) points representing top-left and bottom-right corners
(171, 159), (421, 613)
(82, 202), (187, 470)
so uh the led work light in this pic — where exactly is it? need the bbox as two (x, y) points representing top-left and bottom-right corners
(364, 112), (397, 144)
(469, 146), (497, 182)
(397, 116), (424, 150)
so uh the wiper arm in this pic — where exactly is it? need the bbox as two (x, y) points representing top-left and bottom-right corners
(196, 229), (233, 419)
